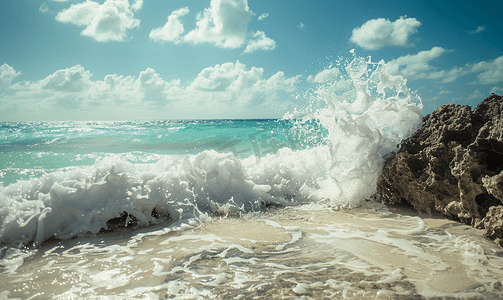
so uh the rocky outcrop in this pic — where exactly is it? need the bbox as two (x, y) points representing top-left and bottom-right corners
(484, 206), (503, 246)
(377, 94), (503, 244)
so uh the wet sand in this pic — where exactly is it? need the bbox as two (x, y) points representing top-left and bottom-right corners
(1, 201), (503, 299)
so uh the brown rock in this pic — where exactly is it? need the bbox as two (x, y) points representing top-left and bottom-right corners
(483, 171), (503, 201)
(484, 206), (503, 247)
(376, 94), (503, 245)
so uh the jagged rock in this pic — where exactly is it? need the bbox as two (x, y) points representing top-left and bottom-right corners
(376, 94), (503, 245)
(484, 206), (503, 247)
(483, 171), (503, 201)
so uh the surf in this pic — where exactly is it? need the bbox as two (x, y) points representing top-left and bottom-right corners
(0, 54), (422, 248)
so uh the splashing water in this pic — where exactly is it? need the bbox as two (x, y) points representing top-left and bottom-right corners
(0, 55), (423, 248)
(290, 55), (422, 206)
(325, 56), (422, 205)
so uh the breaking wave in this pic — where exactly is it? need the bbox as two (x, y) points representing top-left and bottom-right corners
(0, 55), (422, 246)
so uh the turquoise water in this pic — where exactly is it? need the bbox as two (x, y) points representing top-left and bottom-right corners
(0, 119), (325, 186)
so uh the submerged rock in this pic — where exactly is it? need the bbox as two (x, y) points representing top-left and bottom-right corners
(377, 93), (503, 244)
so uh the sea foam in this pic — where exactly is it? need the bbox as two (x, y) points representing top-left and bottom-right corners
(0, 55), (422, 246)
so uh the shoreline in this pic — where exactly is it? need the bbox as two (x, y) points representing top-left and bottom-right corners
(6, 201), (502, 298)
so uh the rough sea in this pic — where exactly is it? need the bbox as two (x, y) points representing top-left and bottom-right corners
(1, 57), (503, 299)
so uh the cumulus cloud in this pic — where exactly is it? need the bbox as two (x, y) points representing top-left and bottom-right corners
(387, 47), (447, 78)
(258, 13), (268, 21)
(470, 55), (503, 84)
(150, 7), (190, 43)
(307, 68), (340, 83)
(387, 47), (468, 83)
(387, 48), (503, 86)
(55, 0), (140, 42)
(243, 30), (276, 53)
(131, 0), (143, 11)
(0, 64), (21, 90)
(38, 65), (92, 93)
(468, 26), (485, 34)
(298, 23), (305, 29)
(188, 61), (300, 107)
(27, 65), (93, 108)
(149, 0), (276, 53)
(91, 74), (136, 105)
(1, 62), (301, 119)
(183, 0), (253, 48)
(135, 68), (182, 103)
(350, 16), (421, 50)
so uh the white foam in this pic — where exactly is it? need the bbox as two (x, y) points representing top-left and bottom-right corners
(312, 56), (422, 206)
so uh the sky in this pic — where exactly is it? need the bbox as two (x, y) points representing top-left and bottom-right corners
(0, 0), (502, 121)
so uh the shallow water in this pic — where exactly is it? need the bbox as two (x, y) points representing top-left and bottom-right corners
(1, 202), (502, 299)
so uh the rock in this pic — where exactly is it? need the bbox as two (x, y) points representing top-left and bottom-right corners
(484, 206), (503, 247)
(376, 94), (503, 245)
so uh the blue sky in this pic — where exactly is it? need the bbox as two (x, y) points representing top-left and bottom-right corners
(0, 0), (502, 121)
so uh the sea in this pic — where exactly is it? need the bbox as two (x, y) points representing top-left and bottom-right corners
(1, 57), (503, 299)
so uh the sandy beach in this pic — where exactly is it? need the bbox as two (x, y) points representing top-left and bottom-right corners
(2, 201), (502, 299)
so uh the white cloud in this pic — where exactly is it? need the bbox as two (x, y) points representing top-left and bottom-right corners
(470, 55), (503, 84)
(387, 47), (468, 83)
(426, 67), (468, 83)
(190, 62), (243, 92)
(387, 47), (447, 78)
(1, 62), (301, 120)
(149, 0), (276, 53)
(0, 64), (21, 90)
(55, 0), (140, 42)
(467, 89), (485, 100)
(91, 74), (136, 105)
(188, 61), (300, 107)
(298, 23), (305, 29)
(150, 7), (190, 44)
(53, 0), (68, 2)
(258, 13), (268, 21)
(39, 3), (49, 13)
(5, 65), (181, 111)
(243, 30), (276, 53)
(183, 0), (253, 48)
(307, 68), (340, 83)
(56, 1), (100, 27)
(40, 65), (93, 108)
(490, 87), (502, 94)
(350, 16), (421, 50)
(12, 65), (94, 109)
(388, 50), (503, 86)
(135, 68), (181, 103)
(431, 88), (453, 101)
(131, 0), (143, 11)
(468, 26), (485, 34)
(38, 65), (92, 93)
(438, 89), (452, 95)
